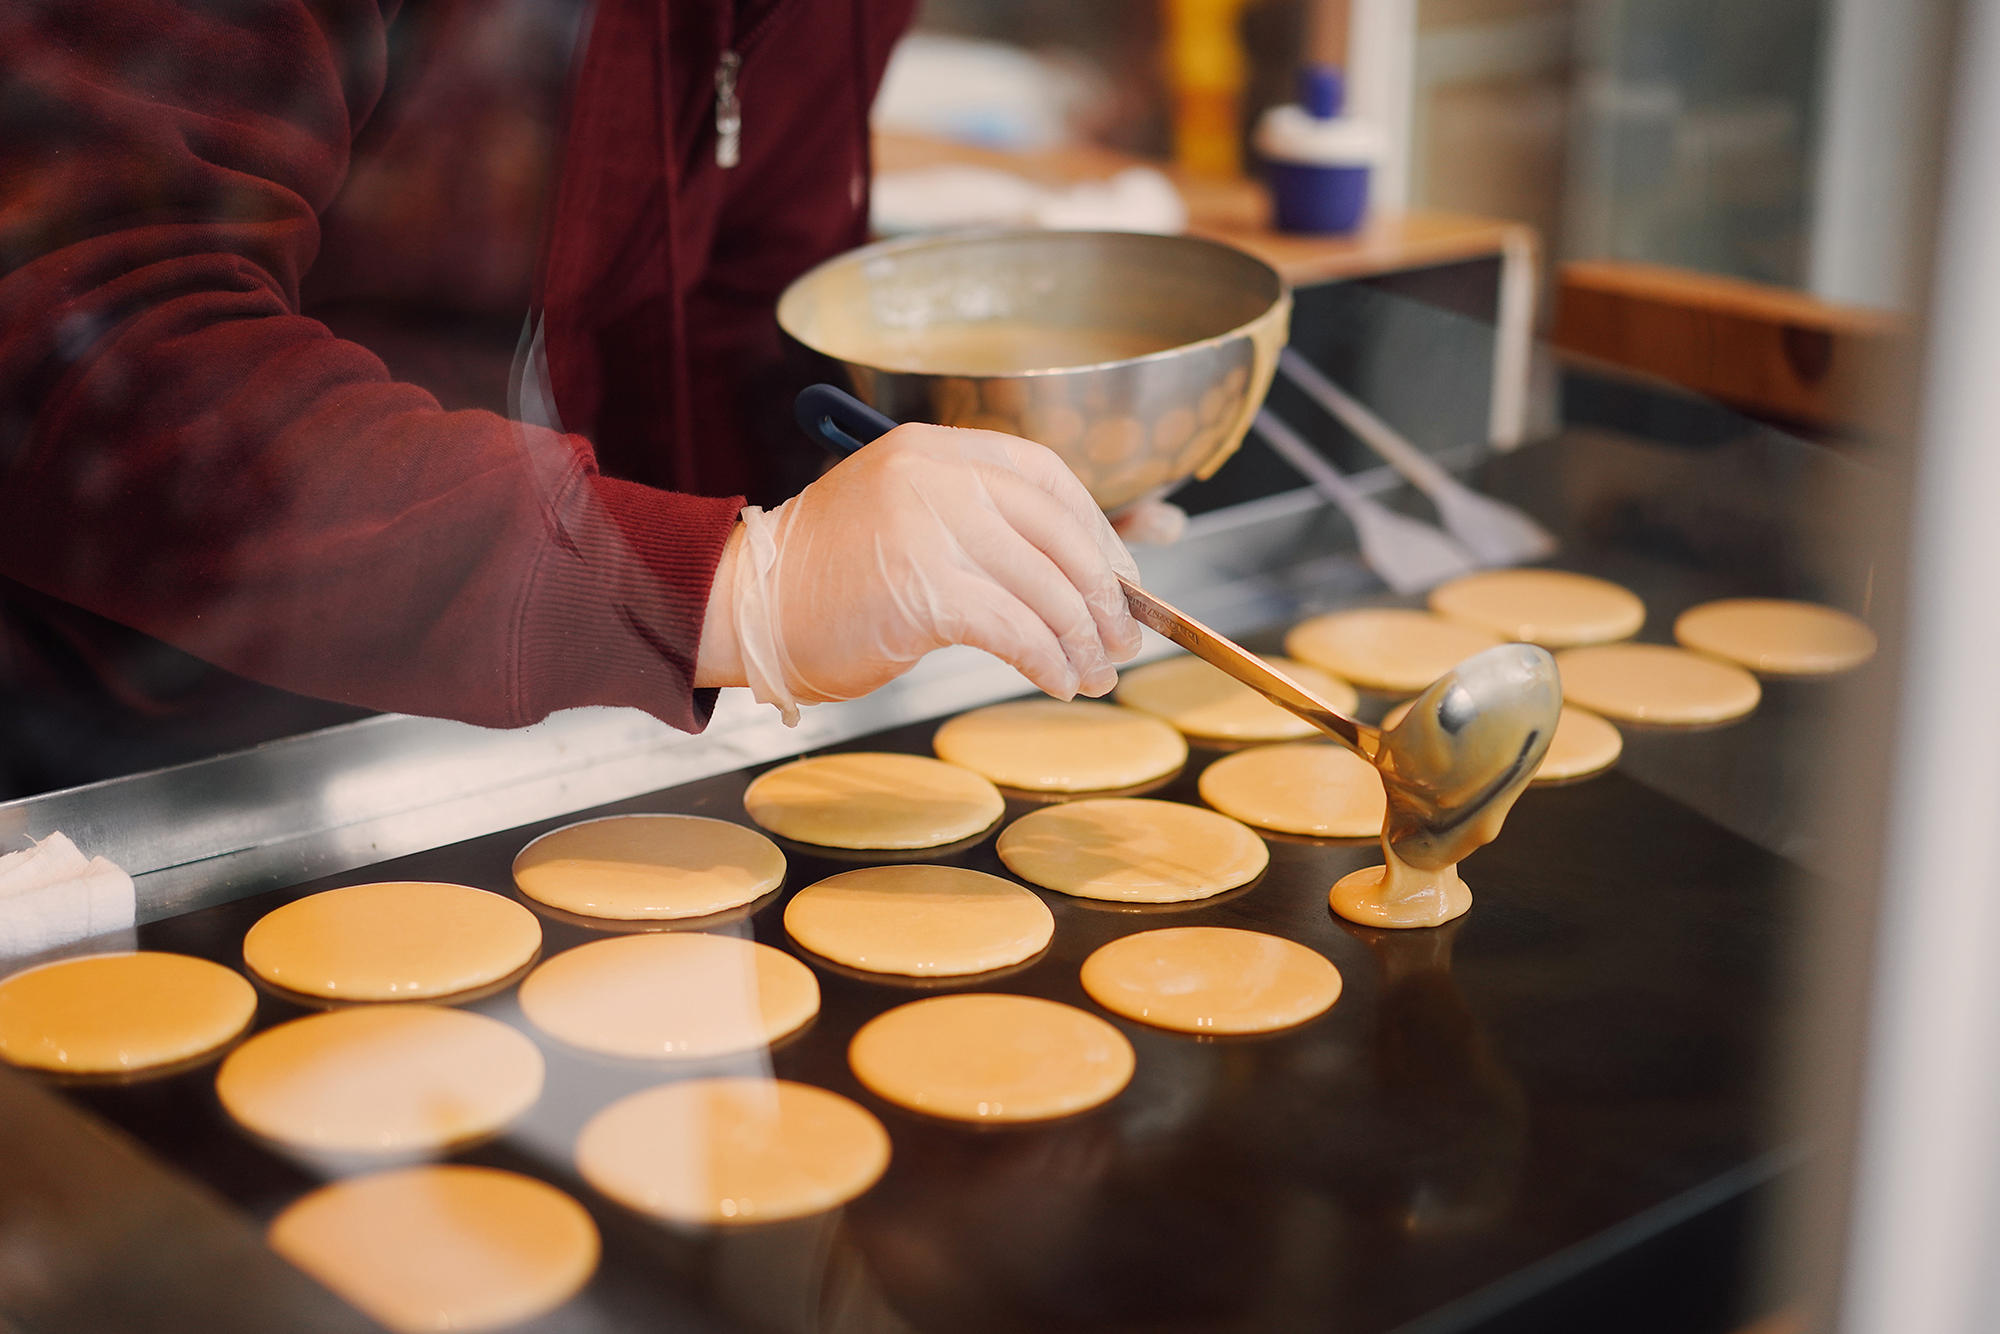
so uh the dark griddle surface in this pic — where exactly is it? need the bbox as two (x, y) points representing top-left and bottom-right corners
(38, 659), (1808, 1334)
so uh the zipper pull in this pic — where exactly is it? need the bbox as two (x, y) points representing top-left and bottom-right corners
(715, 50), (742, 168)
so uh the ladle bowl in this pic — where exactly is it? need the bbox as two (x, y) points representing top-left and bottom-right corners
(777, 230), (1292, 514)
(1375, 642), (1562, 869)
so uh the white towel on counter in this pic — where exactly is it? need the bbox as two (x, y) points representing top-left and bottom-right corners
(870, 165), (1188, 236)
(0, 833), (136, 958)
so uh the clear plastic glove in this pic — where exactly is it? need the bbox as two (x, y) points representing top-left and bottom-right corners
(1111, 498), (1187, 546)
(698, 424), (1145, 724)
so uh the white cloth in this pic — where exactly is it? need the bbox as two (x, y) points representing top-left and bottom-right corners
(871, 165), (1188, 236)
(0, 833), (136, 958)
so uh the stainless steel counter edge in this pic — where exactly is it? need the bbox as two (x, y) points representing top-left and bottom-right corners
(0, 479), (1397, 924)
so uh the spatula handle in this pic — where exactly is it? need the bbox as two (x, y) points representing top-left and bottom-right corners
(795, 383), (895, 455)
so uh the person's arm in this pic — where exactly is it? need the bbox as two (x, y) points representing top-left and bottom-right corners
(0, 0), (742, 731)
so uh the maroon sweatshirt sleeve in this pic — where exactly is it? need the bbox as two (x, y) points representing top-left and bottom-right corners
(0, 0), (743, 731)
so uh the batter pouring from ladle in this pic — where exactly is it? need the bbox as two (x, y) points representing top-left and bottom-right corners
(799, 386), (1563, 925)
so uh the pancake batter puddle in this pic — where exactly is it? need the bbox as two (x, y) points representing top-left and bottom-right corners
(744, 752), (1004, 850)
(518, 933), (818, 1060)
(1427, 568), (1645, 647)
(1285, 608), (1504, 694)
(270, 1165), (598, 1332)
(1115, 654), (1359, 742)
(996, 798), (1268, 903)
(1330, 846), (1473, 930)
(0, 952), (255, 1075)
(513, 815), (786, 920)
(1197, 742), (1386, 836)
(577, 1077), (890, 1225)
(243, 882), (540, 1002)
(1555, 643), (1761, 725)
(1674, 597), (1877, 675)
(783, 865), (1053, 977)
(1081, 927), (1342, 1033)
(849, 993), (1134, 1123)
(216, 1005), (542, 1154)
(933, 699), (1187, 792)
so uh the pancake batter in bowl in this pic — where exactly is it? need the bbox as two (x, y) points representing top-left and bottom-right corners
(839, 322), (1181, 375)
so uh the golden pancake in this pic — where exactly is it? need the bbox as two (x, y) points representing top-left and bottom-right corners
(269, 1166), (598, 1333)
(1113, 654), (1360, 742)
(0, 952), (255, 1074)
(1427, 568), (1645, 647)
(783, 865), (1053, 977)
(1673, 597), (1878, 676)
(995, 798), (1268, 903)
(216, 1005), (541, 1154)
(243, 882), (540, 1001)
(513, 815), (785, 920)
(1080, 927), (1343, 1034)
(1196, 742), (1386, 837)
(577, 1078), (889, 1225)
(743, 752), (1004, 849)
(517, 932), (818, 1060)
(1285, 608), (1503, 694)
(849, 993), (1134, 1123)
(1554, 643), (1761, 725)
(932, 699), (1187, 791)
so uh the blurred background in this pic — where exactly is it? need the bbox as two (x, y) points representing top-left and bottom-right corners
(9, 2), (1996, 1333)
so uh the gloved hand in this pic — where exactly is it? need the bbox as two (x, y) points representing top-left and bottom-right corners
(697, 424), (1145, 724)
(1111, 498), (1187, 546)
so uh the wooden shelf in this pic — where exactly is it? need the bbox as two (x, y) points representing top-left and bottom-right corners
(873, 131), (1536, 288)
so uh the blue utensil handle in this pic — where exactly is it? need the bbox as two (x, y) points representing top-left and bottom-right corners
(794, 384), (898, 457)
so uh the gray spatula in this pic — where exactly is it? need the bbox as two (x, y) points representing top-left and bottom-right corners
(1278, 349), (1557, 566)
(1253, 409), (1477, 595)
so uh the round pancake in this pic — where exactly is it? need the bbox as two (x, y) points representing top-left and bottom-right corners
(1197, 742), (1385, 837)
(513, 815), (785, 920)
(995, 798), (1268, 903)
(1080, 927), (1343, 1034)
(577, 1078), (890, 1225)
(1383, 699), (1622, 783)
(517, 933), (818, 1060)
(216, 1005), (542, 1154)
(1284, 608), (1504, 694)
(783, 865), (1053, 977)
(1554, 643), (1762, 725)
(1427, 568), (1645, 647)
(848, 993), (1134, 1123)
(0, 952), (255, 1074)
(932, 699), (1187, 792)
(243, 882), (540, 1001)
(1113, 654), (1360, 742)
(1673, 597), (1878, 676)
(743, 752), (1004, 850)
(269, 1166), (598, 1332)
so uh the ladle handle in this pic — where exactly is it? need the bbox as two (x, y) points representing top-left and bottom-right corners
(1118, 581), (1375, 756)
(795, 383), (895, 456)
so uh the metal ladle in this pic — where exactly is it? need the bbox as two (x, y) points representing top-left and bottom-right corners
(795, 384), (1561, 869)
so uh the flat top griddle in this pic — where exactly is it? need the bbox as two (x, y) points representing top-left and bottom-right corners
(29, 654), (1810, 1334)
(3, 422), (1876, 1334)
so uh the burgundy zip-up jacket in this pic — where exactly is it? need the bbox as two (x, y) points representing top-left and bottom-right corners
(0, 0), (912, 781)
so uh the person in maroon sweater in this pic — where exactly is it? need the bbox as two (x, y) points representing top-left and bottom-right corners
(0, 0), (1145, 794)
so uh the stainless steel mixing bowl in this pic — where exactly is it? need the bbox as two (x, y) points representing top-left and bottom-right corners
(777, 230), (1293, 513)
